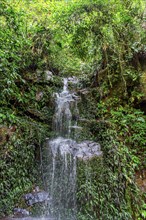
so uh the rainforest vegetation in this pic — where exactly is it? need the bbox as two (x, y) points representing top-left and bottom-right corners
(0, 0), (146, 219)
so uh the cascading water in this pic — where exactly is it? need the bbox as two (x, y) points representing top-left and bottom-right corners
(12, 78), (102, 220)
(42, 78), (79, 220)
(53, 78), (79, 137)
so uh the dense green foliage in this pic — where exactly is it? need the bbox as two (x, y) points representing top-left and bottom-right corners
(0, 0), (146, 219)
(0, 117), (49, 215)
(77, 97), (146, 219)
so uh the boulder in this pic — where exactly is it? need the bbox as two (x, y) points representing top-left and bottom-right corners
(48, 137), (102, 161)
(24, 191), (50, 206)
(13, 208), (30, 217)
(44, 70), (53, 81)
(74, 141), (102, 160)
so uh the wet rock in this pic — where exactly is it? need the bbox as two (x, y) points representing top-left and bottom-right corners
(75, 141), (102, 160)
(49, 137), (102, 161)
(13, 208), (30, 217)
(67, 76), (79, 84)
(89, 142), (101, 152)
(44, 70), (53, 81)
(24, 191), (50, 206)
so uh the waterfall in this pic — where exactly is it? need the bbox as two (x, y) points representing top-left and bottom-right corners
(41, 78), (102, 219)
(53, 78), (79, 137)
(18, 77), (102, 220)
(42, 78), (79, 220)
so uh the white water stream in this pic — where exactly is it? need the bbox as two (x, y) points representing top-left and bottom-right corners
(8, 78), (102, 220)
(41, 78), (79, 220)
